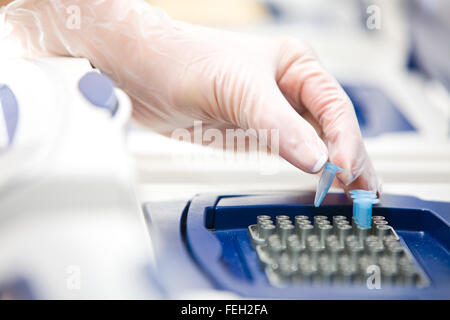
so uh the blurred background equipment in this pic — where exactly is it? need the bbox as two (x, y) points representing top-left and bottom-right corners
(147, 0), (272, 25)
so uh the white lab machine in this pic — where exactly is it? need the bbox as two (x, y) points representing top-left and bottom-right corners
(0, 57), (154, 299)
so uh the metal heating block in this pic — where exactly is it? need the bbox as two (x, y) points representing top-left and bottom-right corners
(248, 214), (427, 287)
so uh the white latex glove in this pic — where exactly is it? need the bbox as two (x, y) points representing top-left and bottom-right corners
(0, 0), (381, 193)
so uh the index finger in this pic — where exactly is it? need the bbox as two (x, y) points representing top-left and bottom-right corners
(276, 42), (380, 193)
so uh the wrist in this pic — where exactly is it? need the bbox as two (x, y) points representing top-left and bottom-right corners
(2, 0), (176, 60)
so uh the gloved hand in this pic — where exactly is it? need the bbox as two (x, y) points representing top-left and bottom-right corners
(0, 0), (381, 194)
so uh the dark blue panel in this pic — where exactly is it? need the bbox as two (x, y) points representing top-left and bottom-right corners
(342, 83), (416, 137)
(215, 231), (254, 282)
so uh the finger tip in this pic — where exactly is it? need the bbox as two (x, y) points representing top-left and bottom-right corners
(376, 178), (383, 198)
(310, 153), (328, 173)
(336, 169), (354, 187)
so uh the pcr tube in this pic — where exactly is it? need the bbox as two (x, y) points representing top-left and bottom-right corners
(314, 162), (344, 207)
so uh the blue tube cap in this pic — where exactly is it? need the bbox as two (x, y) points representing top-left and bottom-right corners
(351, 189), (378, 228)
(349, 190), (377, 198)
(314, 162), (344, 207)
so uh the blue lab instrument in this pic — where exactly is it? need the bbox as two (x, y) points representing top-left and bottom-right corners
(144, 191), (450, 299)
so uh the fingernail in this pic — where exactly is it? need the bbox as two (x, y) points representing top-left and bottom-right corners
(376, 179), (383, 197)
(311, 153), (327, 173)
(343, 171), (355, 186)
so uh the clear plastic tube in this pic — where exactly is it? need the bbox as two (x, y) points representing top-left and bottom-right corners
(314, 162), (344, 207)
